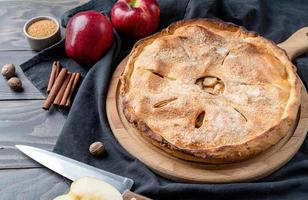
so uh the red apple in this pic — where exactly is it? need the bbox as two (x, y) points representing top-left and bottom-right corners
(111, 0), (160, 39)
(65, 11), (114, 67)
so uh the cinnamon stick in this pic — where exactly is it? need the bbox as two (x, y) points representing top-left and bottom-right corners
(55, 61), (60, 78)
(43, 68), (68, 110)
(47, 61), (60, 93)
(54, 72), (71, 106)
(65, 72), (81, 107)
(60, 73), (76, 106)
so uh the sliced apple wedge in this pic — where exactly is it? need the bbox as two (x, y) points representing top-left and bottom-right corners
(70, 177), (122, 200)
(53, 177), (123, 200)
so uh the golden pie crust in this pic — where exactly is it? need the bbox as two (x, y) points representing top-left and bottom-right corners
(120, 19), (301, 163)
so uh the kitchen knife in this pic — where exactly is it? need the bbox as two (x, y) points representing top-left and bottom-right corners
(16, 145), (151, 200)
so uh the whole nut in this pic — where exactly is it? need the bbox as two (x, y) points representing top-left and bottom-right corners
(1, 64), (16, 79)
(7, 77), (22, 91)
(89, 141), (105, 157)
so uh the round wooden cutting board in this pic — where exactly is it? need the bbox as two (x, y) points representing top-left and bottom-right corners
(106, 27), (308, 183)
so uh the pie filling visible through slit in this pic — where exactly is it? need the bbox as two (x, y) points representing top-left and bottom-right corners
(120, 19), (301, 163)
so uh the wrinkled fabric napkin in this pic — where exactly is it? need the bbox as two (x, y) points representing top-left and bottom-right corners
(20, 0), (308, 199)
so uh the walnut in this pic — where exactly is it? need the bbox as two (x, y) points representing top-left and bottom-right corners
(1, 64), (16, 79)
(7, 77), (22, 91)
(89, 141), (105, 157)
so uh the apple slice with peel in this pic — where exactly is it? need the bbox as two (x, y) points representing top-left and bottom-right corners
(70, 177), (122, 200)
(53, 177), (123, 200)
(53, 194), (74, 200)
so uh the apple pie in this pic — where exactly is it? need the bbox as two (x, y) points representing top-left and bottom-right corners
(120, 19), (301, 163)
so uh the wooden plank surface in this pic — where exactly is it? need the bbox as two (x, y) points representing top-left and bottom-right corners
(0, 0), (84, 198)
(0, 100), (65, 169)
(0, 168), (69, 200)
(0, 51), (44, 100)
(0, 0), (86, 50)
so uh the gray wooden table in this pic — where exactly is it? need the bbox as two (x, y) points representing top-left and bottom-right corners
(0, 0), (86, 199)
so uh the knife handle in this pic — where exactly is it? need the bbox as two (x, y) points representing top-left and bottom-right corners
(122, 190), (152, 200)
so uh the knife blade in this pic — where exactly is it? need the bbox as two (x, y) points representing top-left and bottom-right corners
(16, 145), (150, 199)
(16, 145), (133, 193)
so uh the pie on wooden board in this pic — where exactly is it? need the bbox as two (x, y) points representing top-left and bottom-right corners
(120, 18), (301, 163)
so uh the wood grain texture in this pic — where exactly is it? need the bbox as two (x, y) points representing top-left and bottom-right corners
(0, 168), (69, 200)
(0, 1), (84, 199)
(106, 57), (308, 183)
(123, 190), (152, 200)
(278, 27), (308, 60)
(0, 51), (44, 100)
(0, 100), (65, 169)
(0, 0), (86, 50)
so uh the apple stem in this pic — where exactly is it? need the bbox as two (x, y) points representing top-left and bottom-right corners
(129, 0), (139, 7)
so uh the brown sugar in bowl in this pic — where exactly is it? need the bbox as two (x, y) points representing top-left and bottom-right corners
(24, 16), (61, 51)
(27, 19), (57, 38)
